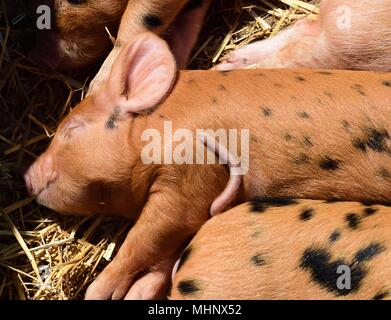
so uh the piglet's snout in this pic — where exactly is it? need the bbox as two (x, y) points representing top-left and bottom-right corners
(24, 155), (58, 196)
(24, 173), (33, 195)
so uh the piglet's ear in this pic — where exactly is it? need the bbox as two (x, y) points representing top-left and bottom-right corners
(105, 32), (177, 114)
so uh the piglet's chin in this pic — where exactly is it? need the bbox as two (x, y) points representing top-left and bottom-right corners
(37, 197), (88, 216)
(35, 190), (59, 211)
(34, 188), (69, 215)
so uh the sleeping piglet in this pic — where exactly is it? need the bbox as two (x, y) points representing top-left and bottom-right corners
(216, 0), (391, 72)
(171, 199), (391, 300)
(29, 0), (127, 70)
(87, 0), (211, 94)
(29, 0), (211, 91)
(24, 32), (391, 299)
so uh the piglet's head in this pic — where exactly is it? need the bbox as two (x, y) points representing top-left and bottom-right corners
(25, 32), (177, 216)
(29, 0), (126, 70)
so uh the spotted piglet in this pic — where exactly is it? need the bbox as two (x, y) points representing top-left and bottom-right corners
(89, 0), (211, 95)
(24, 33), (391, 300)
(171, 199), (391, 300)
(29, 0), (211, 91)
(216, 0), (391, 72)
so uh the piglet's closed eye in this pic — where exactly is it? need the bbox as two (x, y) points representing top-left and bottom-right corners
(97, 32), (177, 116)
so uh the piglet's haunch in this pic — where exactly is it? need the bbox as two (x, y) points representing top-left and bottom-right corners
(25, 33), (391, 299)
(171, 199), (391, 300)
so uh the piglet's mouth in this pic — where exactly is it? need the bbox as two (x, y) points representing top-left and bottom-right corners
(29, 184), (59, 211)
(35, 190), (50, 206)
(23, 173), (47, 198)
(24, 167), (58, 201)
(24, 173), (51, 201)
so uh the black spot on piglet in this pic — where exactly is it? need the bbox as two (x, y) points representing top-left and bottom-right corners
(143, 14), (163, 29)
(345, 213), (361, 230)
(251, 253), (266, 266)
(177, 246), (192, 272)
(382, 80), (391, 87)
(105, 106), (120, 130)
(352, 127), (390, 154)
(300, 247), (366, 296)
(329, 230), (341, 243)
(363, 207), (378, 216)
(177, 280), (201, 296)
(106, 117), (117, 130)
(293, 153), (310, 165)
(250, 197), (299, 213)
(317, 71), (334, 75)
(303, 136), (313, 147)
(354, 242), (385, 264)
(284, 133), (294, 141)
(373, 290), (389, 300)
(318, 156), (341, 171)
(218, 84), (226, 91)
(350, 84), (366, 96)
(299, 208), (314, 221)
(324, 199), (340, 204)
(298, 111), (310, 119)
(261, 106), (272, 117)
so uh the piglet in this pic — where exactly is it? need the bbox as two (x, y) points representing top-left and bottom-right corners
(24, 32), (391, 299)
(29, 0), (127, 70)
(172, 199), (391, 300)
(29, 0), (211, 87)
(88, 0), (211, 95)
(216, 0), (391, 72)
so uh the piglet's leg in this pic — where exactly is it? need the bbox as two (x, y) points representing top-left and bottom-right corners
(85, 185), (208, 300)
(88, 0), (190, 96)
(164, 0), (212, 69)
(87, 47), (121, 96)
(216, 0), (391, 72)
(124, 253), (180, 300)
(214, 17), (325, 71)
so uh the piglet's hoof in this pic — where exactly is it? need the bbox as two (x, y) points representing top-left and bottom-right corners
(85, 265), (134, 300)
(124, 256), (178, 300)
(213, 53), (253, 72)
(124, 269), (171, 300)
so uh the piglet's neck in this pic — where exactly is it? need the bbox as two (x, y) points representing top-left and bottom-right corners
(147, 69), (260, 127)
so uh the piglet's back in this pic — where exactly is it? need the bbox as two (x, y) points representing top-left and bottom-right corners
(171, 199), (391, 300)
(149, 69), (391, 203)
(156, 69), (390, 127)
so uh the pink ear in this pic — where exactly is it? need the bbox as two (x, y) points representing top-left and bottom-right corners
(106, 32), (177, 114)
